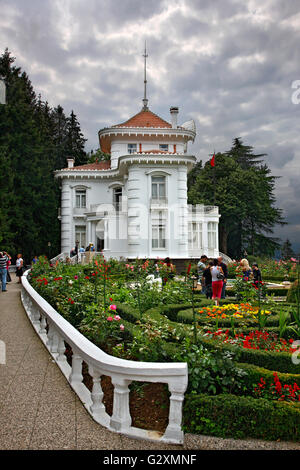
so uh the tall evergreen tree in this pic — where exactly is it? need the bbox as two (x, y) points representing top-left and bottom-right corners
(0, 49), (88, 262)
(65, 110), (87, 166)
(281, 239), (295, 260)
(188, 141), (285, 259)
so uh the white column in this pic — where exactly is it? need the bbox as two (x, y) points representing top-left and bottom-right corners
(61, 180), (72, 253)
(176, 165), (189, 257)
(202, 221), (208, 255)
(127, 167), (142, 257)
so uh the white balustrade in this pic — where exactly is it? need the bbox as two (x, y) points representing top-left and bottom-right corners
(21, 270), (188, 444)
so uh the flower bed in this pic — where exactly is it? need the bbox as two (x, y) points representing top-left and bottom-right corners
(203, 329), (297, 354)
(27, 256), (300, 442)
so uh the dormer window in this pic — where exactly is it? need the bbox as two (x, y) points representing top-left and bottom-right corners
(159, 144), (169, 152)
(128, 143), (137, 154)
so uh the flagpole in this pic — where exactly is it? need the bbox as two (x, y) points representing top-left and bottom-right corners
(210, 150), (216, 205)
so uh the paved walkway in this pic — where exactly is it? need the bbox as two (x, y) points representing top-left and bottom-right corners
(0, 282), (299, 450)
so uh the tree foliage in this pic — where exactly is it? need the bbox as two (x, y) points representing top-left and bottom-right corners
(188, 138), (285, 259)
(0, 49), (88, 263)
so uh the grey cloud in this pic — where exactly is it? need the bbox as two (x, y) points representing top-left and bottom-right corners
(1, 0), (300, 250)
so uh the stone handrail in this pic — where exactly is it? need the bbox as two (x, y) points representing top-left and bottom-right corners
(21, 270), (188, 444)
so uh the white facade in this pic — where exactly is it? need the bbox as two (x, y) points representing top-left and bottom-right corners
(55, 106), (220, 260)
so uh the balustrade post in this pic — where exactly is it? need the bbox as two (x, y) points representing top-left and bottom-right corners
(110, 376), (132, 432)
(49, 328), (59, 354)
(31, 302), (41, 327)
(69, 353), (83, 385)
(39, 314), (47, 337)
(88, 366), (109, 425)
(57, 335), (67, 364)
(162, 380), (187, 443)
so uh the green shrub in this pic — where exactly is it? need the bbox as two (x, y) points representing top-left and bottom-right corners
(237, 362), (300, 392)
(183, 393), (300, 441)
(287, 280), (299, 304)
(195, 334), (300, 374)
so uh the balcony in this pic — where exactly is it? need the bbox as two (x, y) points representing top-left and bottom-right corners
(150, 197), (168, 209)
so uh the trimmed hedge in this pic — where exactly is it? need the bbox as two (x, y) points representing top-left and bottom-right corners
(237, 362), (300, 390)
(195, 334), (300, 374)
(183, 393), (300, 441)
(226, 288), (288, 297)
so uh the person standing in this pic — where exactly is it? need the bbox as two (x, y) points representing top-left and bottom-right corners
(15, 254), (24, 284)
(32, 255), (38, 265)
(218, 256), (228, 299)
(210, 258), (224, 306)
(197, 255), (208, 294)
(252, 263), (262, 284)
(203, 260), (213, 299)
(6, 252), (11, 283)
(0, 251), (9, 292)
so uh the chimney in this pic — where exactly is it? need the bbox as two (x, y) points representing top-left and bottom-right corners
(67, 158), (74, 169)
(170, 106), (179, 128)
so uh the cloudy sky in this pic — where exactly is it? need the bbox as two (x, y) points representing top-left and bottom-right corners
(1, 0), (300, 252)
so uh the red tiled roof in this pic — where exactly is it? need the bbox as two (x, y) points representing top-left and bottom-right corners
(115, 109), (172, 128)
(63, 161), (111, 171)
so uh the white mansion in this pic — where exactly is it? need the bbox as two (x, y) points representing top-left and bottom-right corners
(55, 100), (220, 262)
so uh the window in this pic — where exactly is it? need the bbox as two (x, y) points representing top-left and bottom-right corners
(152, 211), (166, 249)
(208, 222), (217, 249)
(151, 176), (166, 199)
(159, 144), (169, 152)
(128, 143), (137, 154)
(75, 189), (86, 208)
(113, 187), (122, 212)
(75, 225), (86, 249)
(188, 222), (203, 249)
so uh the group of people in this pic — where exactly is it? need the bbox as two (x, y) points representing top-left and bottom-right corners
(0, 252), (24, 292)
(197, 256), (262, 306)
(197, 256), (228, 306)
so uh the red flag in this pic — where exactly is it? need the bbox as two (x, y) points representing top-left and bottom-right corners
(187, 263), (191, 275)
(210, 153), (215, 167)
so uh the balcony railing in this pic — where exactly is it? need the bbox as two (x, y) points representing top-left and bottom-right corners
(150, 197), (168, 207)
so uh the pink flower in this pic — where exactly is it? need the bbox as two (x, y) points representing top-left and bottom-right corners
(109, 304), (117, 311)
(120, 324), (124, 331)
(107, 316), (113, 322)
(114, 315), (121, 321)
(291, 257), (297, 262)
(74, 275), (78, 279)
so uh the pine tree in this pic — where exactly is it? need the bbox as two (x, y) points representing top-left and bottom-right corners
(226, 137), (266, 170)
(0, 49), (88, 262)
(281, 239), (295, 260)
(65, 110), (87, 166)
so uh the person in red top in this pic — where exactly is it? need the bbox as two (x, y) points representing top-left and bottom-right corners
(210, 258), (224, 306)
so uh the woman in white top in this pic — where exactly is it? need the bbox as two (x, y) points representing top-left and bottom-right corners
(210, 258), (224, 306)
(16, 254), (24, 283)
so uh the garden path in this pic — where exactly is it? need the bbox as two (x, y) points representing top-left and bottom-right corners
(0, 283), (299, 450)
